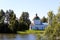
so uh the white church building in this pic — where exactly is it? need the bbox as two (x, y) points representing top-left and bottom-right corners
(30, 14), (48, 30)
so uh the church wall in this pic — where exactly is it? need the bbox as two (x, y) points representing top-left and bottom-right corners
(34, 20), (41, 24)
(31, 24), (48, 30)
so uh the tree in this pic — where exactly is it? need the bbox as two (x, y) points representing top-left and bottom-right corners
(8, 10), (18, 33)
(44, 7), (60, 40)
(43, 11), (55, 40)
(0, 9), (5, 24)
(19, 12), (31, 31)
(48, 11), (54, 26)
(51, 7), (60, 40)
(56, 7), (60, 23)
(5, 10), (10, 24)
(0, 9), (5, 32)
(48, 11), (53, 18)
(41, 16), (47, 23)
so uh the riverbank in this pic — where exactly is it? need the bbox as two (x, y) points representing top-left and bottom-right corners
(17, 30), (45, 34)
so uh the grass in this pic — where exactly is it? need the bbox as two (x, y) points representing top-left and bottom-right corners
(17, 30), (45, 34)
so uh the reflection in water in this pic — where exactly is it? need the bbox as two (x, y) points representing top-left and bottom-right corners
(35, 34), (41, 40)
(0, 34), (16, 40)
(15, 34), (36, 40)
(0, 34), (40, 40)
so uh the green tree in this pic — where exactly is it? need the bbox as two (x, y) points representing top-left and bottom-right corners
(0, 9), (5, 24)
(48, 11), (54, 26)
(44, 7), (60, 40)
(44, 11), (55, 40)
(51, 7), (60, 40)
(19, 12), (31, 31)
(41, 16), (47, 23)
(48, 11), (53, 18)
(8, 10), (18, 33)
(0, 9), (5, 32)
(56, 7), (60, 23)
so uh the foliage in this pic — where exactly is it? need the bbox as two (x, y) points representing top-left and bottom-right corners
(0, 9), (5, 24)
(8, 10), (18, 33)
(18, 12), (31, 31)
(0, 9), (5, 32)
(48, 11), (53, 19)
(41, 16), (47, 23)
(44, 7), (60, 40)
(48, 11), (54, 26)
(0, 9), (31, 33)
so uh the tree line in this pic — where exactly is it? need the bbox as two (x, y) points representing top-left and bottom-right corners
(0, 9), (47, 33)
(0, 9), (31, 33)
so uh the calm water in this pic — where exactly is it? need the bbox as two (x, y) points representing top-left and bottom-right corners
(0, 34), (41, 40)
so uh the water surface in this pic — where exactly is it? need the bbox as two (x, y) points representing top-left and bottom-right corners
(0, 34), (39, 40)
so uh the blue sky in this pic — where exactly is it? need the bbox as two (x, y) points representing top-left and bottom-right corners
(0, 0), (60, 21)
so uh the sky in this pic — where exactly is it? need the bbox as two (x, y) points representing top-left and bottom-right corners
(0, 0), (60, 21)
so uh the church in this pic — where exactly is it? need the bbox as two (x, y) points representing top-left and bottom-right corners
(30, 14), (48, 30)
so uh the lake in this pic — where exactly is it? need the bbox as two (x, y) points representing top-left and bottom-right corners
(0, 34), (41, 40)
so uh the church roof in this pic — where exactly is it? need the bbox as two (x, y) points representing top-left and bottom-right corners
(33, 14), (40, 20)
